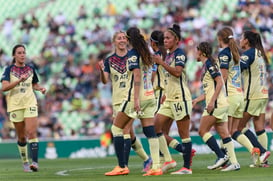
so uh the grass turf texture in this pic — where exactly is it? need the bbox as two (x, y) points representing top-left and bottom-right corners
(0, 152), (272, 181)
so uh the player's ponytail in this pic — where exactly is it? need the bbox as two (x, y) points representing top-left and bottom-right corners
(167, 24), (181, 42)
(126, 27), (152, 67)
(244, 31), (269, 65)
(217, 27), (240, 64)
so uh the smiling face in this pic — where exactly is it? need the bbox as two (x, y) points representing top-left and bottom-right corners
(13, 46), (26, 65)
(113, 32), (128, 51)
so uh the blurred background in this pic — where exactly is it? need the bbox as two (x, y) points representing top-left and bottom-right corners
(0, 0), (273, 142)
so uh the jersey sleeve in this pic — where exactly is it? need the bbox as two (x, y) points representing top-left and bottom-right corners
(1, 66), (11, 82)
(206, 60), (221, 79)
(240, 48), (255, 71)
(104, 58), (110, 73)
(174, 50), (186, 67)
(128, 49), (140, 71)
(219, 52), (230, 69)
(32, 68), (39, 84)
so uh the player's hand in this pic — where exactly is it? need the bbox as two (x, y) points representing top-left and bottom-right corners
(152, 54), (162, 65)
(206, 101), (215, 114)
(98, 60), (104, 71)
(134, 99), (141, 115)
(160, 94), (166, 104)
(192, 99), (198, 107)
(39, 87), (46, 94)
(19, 74), (28, 82)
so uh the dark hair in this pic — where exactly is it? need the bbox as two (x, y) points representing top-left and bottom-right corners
(12, 44), (25, 64)
(126, 27), (152, 67)
(243, 31), (269, 64)
(167, 24), (181, 41)
(150, 30), (167, 60)
(217, 27), (240, 64)
(197, 41), (217, 64)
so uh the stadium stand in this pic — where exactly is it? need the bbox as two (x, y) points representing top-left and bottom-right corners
(0, 0), (272, 140)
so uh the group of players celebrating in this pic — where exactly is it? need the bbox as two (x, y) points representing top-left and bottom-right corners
(99, 24), (271, 176)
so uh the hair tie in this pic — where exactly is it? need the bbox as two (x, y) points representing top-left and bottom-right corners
(168, 29), (180, 40)
(228, 35), (233, 39)
(150, 37), (159, 43)
(126, 33), (130, 39)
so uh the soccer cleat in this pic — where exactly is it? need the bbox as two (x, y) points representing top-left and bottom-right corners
(23, 162), (32, 172)
(251, 147), (260, 166)
(161, 160), (177, 173)
(30, 162), (39, 172)
(142, 168), (163, 176)
(190, 149), (196, 166)
(249, 162), (270, 168)
(171, 167), (192, 175)
(105, 166), (130, 176)
(260, 151), (270, 164)
(221, 163), (240, 171)
(207, 155), (229, 170)
(142, 157), (152, 172)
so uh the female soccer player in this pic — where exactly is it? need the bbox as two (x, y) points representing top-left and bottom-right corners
(105, 27), (162, 176)
(98, 31), (152, 172)
(217, 27), (260, 165)
(193, 42), (239, 171)
(153, 24), (194, 174)
(238, 30), (271, 166)
(1, 44), (46, 172)
(150, 29), (176, 170)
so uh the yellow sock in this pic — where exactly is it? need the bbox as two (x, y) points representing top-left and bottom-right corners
(169, 139), (179, 149)
(224, 141), (238, 164)
(158, 135), (172, 162)
(148, 138), (160, 169)
(202, 132), (213, 142)
(219, 139), (224, 150)
(257, 132), (268, 150)
(17, 143), (29, 163)
(236, 134), (253, 153)
(132, 137), (149, 161)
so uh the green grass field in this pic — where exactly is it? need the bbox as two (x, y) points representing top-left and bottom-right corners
(0, 152), (273, 181)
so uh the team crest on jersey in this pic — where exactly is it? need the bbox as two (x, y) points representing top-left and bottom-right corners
(114, 75), (119, 82)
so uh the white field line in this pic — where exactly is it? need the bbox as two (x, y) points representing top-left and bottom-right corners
(55, 164), (141, 176)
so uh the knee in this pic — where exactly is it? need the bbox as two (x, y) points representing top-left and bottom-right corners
(198, 129), (205, 137)
(26, 130), (37, 139)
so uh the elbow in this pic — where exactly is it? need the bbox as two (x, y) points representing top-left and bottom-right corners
(1, 87), (8, 92)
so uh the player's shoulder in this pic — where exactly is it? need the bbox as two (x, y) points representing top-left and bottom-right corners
(219, 47), (231, 58)
(174, 48), (185, 55)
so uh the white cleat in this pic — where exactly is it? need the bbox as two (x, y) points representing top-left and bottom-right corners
(260, 151), (270, 164)
(221, 163), (240, 171)
(207, 155), (229, 170)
